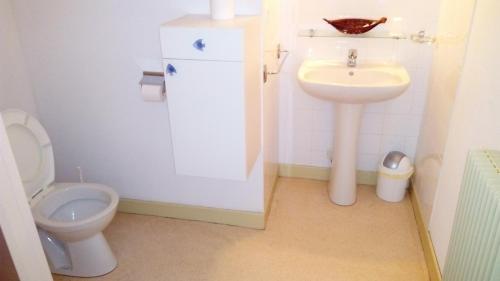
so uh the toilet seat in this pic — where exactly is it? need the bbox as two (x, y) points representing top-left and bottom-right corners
(2, 109), (54, 201)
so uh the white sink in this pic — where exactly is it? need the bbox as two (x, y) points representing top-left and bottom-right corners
(298, 60), (410, 104)
(297, 60), (410, 206)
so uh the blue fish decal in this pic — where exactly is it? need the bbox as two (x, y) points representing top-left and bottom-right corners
(166, 64), (177, 76)
(193, 39), (206, 51)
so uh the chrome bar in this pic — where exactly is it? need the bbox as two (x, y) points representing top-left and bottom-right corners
(409, 30), (436, 44)
(267, 44), (290, 75)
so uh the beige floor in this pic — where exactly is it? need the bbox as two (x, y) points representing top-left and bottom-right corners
(54, 178), (428, 281)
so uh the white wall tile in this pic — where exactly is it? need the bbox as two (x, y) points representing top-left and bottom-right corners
(412, 68), (431, 95)
(383, 114), (422, 137)
(395, 40), (421, 69)
(358, 134), (383, 154)
(292, 128), (312, 151)
(312, 109), (334, 132)
(404, 136), (419, 159)
(412, 91), (428, 114)
(292, 108), (314, 130)
(310, 149), (331, 167)
(360, 113), (384, 134)
(380, 135), (406, 155)
(311, 131), (333, 150)
(365, 102), (387, 113)
(357, 153), (382, 171)
(386, 91), (413, 114)
(291, 150), (311, 165)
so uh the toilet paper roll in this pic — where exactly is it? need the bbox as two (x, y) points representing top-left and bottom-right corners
(141, 84), (165, 102)
(210, 0), (235, 20)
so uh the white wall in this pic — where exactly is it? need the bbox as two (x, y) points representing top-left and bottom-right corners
(428, 0), (500, 267)
(0, 0), (37, 116)
(10, 0), (265, 212)
(278, 0), (439, 171)
(413, 0), (476, 225)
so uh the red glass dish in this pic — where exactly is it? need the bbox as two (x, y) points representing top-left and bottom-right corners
(323, 17), (387, 34)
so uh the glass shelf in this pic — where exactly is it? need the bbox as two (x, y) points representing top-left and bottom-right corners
(298, 29), (407, 40)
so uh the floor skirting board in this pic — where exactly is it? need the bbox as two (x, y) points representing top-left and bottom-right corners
(409, 184), (442, 281)
(118, 199), (265, 230)
(118, 165), (378, 232)
(278, 164), (377, 185)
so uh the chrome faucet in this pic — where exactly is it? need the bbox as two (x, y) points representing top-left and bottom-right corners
(347, 49), (357, 67)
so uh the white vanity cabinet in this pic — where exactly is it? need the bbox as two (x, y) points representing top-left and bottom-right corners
(160, 15), (261, 181)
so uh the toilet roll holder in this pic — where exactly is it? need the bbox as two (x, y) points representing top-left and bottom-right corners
(140, 71), (166, 95)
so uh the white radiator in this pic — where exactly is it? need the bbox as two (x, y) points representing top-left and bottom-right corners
(443, 150), (500, 281)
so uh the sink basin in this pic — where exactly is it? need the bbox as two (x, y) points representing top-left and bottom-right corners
(297, 60), (411, 206)
(298, 60), (410, 104)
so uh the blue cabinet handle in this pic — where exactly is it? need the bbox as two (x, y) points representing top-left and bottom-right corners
(166, 64), (177, 76)
(193, 39), (206, 51)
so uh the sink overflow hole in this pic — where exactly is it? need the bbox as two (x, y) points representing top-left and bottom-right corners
(349, 71), (354, 76)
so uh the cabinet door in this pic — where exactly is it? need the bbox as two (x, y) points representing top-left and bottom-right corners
(164, 59), (248, 180)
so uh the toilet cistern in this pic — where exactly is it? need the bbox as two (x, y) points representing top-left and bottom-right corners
(297, 60), (410, 205)
(347, 49), (357, 67)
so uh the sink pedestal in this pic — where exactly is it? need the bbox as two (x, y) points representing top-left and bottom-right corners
(329, 103), (364, 205)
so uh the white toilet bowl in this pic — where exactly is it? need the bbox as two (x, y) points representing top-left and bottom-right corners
(2, 109), (119, 277)
(32, 183), (119, 277)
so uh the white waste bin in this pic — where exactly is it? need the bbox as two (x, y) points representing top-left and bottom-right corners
(376, 151), (414, 202)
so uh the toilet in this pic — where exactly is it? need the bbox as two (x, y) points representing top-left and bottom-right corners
(2, 109), (119, 277)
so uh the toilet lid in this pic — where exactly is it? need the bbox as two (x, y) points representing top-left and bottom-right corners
(2, 109), (55, 200)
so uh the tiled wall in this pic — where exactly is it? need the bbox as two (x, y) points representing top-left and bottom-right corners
(278, 0), (440, 171)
